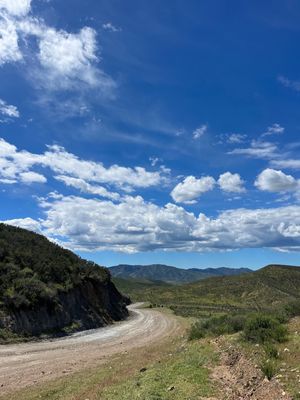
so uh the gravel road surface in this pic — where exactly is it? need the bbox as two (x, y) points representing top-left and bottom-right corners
(0, 304), (181, 396)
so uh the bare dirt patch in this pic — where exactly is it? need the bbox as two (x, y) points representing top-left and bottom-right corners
(211, 337), (292, 400)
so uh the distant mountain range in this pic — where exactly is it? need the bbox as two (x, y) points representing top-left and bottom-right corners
(113, 264), (300, 316)
(109, 264), (252, 284)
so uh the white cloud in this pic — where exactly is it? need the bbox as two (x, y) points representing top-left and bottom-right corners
(0, 98), (19, 118)
(193, 124), (207, 139)
(0, 17), (23, 65)
(262, 123), (285, 137)
(226, 133), (247, 144)
(229, 140), (278, 159)
(218, 172), (245, 193)
(102, 22), (121, 32)
(37, 26), (115, 91)
(55, 175), (120, 200)
(171, 175), (215, 204)
(0, 0), (31, 17)
(0, 138), (167, 191)
(0, 1), (115, 94)
(2, 217), (42, 232)
(271, 159), (300, 170)
(278, 75), (300, 92)
(149, 156), (161, 167)
(6, 197), (300, 252)
(19, 171), (47, 183)
(255, 168), (298, 192)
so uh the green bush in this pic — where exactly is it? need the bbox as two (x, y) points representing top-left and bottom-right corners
(0, 223), (110, 312)
(263, 343), (279, 359)
(189, 313), (246, 340)
(188, 322), (205, 340)
(260, 359), (277, 380)
(285, 300), (300, 318)
(243, 314), (288, 344)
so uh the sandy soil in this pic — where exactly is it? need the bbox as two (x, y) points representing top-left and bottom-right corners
(0, 304), (181, 396)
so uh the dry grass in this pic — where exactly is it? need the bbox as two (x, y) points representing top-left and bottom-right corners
(276, 317), (300, 399)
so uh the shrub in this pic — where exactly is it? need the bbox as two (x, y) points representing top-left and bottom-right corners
(202, 314), (246, 335)
(243, 314), (288, 344)
(263, 343), (279, 359)
(189, 322), (205, 340)
(260, 359), (277, 380)
(285, 300), (300, 318)
(189, 313), (246, 340)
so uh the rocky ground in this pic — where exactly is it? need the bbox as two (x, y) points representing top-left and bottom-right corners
(211, 337), (292, 400)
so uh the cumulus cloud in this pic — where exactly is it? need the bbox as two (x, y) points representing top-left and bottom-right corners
(0, 17), (23, 65)
(171, 176), (215, 204)
(193, 124), (207, 139)
(0, 98), (19, 118)
(0, 0), (115, 93)
(0, 137), (167, 192)
(36, 26), (115, 91)
(2, 217), (42, 232)
(5, 196), (300, 252)
(255, 168), (299, 192)
(19, 171), (47, 183)
(0, 0), (32, 17)
(218, 172), (245, 193)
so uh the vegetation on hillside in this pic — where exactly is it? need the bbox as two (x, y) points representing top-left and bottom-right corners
(0, 223), (109, 312)
(115, 264), (300, 318)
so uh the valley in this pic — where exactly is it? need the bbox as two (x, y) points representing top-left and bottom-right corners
(1, 225), (300, 399)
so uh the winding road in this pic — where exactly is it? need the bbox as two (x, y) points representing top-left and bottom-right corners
(0, 304), (181, 396)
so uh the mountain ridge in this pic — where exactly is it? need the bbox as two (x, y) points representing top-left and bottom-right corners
(113, 264), (300, 318)
(110, 263), (252, 284)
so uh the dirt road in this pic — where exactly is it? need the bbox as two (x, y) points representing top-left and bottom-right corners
(0, 304), (181, 396)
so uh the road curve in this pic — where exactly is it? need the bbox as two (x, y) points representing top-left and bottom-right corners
(0, 304), (181, 396)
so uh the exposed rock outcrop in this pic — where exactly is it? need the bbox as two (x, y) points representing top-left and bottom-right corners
(0, 223), (130, 339)
(1, 278), (130, 336)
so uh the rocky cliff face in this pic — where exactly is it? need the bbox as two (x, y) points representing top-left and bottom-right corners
(0, 223), (130, 339)
(0, 278), (130, 337)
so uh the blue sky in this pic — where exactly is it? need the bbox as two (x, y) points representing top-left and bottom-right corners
(1, 0), (300, 269)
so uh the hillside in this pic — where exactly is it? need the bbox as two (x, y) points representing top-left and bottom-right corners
(114, 264), (300, 317)
(110, 264), (251, 284)
(0, 223), (129, 340)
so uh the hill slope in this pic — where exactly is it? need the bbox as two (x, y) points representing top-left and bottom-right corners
(110, 264), (251, 284)
(114, 264), (300, 317)
(0, 223), (129, 339)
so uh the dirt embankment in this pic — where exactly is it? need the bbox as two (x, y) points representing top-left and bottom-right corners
(0, 304), (181, 397)
(211, 337), (292, 400)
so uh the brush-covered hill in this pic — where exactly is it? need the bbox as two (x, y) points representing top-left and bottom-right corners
(110, 264), (251, 284)
(0, 223), (129, 340)
(114, 264), (300, 317)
